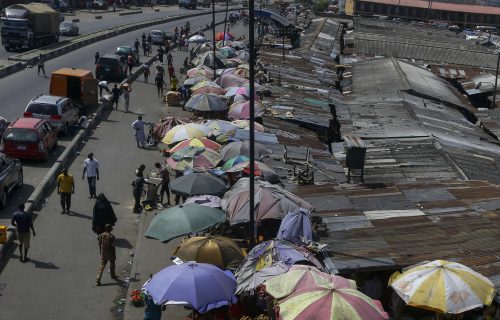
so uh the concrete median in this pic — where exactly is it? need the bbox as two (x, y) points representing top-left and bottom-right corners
(118, 10), (142, 16)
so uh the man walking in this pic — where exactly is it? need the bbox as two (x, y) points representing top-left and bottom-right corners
(111, 84), (121, 110)
(11, 203), (36, 262)
(155, 74), (165, 97)
(37, 54), (46, 77)
(143, 63), (150, 83)
(94, 51), (100, 64)
(96, 224), (117, 286)
(132, 115), (146, 148)
(155, 162), (171, 206)
(82, 153), (99, 198)
(98, 80), (111, 98)
(57, 168), (74, 214)
(123, 86), (130, 113)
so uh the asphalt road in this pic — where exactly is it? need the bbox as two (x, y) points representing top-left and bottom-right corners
(0, 11), (229, 227)
(0, 4), (228, 60)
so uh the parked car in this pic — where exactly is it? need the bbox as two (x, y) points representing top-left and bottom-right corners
(95, 54), (127, 81)
(164, 31), (174, 41)
(24, 95), (79, 136)
(59, 21), (79, 36)
(115, 46), (139, 65)
(149, 30), (166, 44)
(2, 118), (58, 161)
(179, 0), (197, 9)
(0, 153), (23, 208)
(93, 0), (108, 9)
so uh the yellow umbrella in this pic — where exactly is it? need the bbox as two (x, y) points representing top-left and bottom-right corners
(162, 123), (210, 145)
(389, 260), (496, 314)
(173, 235), (244, 269)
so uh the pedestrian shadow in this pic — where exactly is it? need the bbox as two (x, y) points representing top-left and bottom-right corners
(99, 279), (126, 287)
(66, 210), (92, 220)
(102, 119), (118, 123)
(115, 238), (133, 249)
(109, 201), (120, 205)
(28, 258), (59, 270)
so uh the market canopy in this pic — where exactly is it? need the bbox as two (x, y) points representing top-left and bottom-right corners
(277, 208), (313, 244)
(193, 51), (226, 70)
(185, 94), (228, 112)
(170, 172), (227, 196)
(220, 140), (271, 161)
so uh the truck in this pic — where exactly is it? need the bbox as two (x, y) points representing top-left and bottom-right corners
(1, 3), (61, 51)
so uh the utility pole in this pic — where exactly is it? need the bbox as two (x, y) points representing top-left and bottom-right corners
(248, 0), (256, 248)
(492, 52), (500, 109)
(222, 0), (229, 47)
(212, 0), (216, 80)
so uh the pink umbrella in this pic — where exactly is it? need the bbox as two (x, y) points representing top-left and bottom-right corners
(215, 74), (248, 88)
(228, 101), (264, 120)
(192, 86), (227, 95)
(187, 66), (214, 79)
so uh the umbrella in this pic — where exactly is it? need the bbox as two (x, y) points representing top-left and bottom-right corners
(230, 41), (247, 50)
(232, 119), (265, 132)
(188, 34), (208, 43)
(220, 140), (271, 161)
(216, 40), (232, 48)
(202, 119), (237, 136)
(216, 74), (248, 88)
(215, 32), (234, 41)
(144, 204), (226, 242)
(187, 65), (214, 78)
(389, 260), (496, 314)
(185, 94), (228, 112)
(142, 261), (237, 312)
(162, 123), (210, 145)
(192, 86), (227, 95)
(232, 67), (250, 78)
(167, 147), (222, 170)
(173, 236), (244, 269)
(225, 85), (260, 98)
(221, 178), (315, 225)
(152, 117), (189, 141)
(184, 76), (210, 86)
(193, 52), (226, 69)
(264, 265), (356, 299)
(228, 100), (264, 120)
(235, 161), (280, 183)
(271, 284), (389, 320)
(194, 42), (214, 54)
(224, 59), (241, 68)
(236, 50), (250, 62)
(233, 94), (248, 103)
(218, 46), (237, 58)
(170, 173), (227, 196)
(277, 208), (313, 244)
(221, 155), (250, 171)
(235, 239), (323, 294)
(185, 195), (221, 208)
(169, 138), (221, 153)
(191, 80), (223, 91)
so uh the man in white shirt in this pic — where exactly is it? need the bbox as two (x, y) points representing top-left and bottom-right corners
(82, 153), (100, 198)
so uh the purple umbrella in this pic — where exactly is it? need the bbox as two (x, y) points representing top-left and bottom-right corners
(143, 262), (237, 312)
(277, 208), (313, 244)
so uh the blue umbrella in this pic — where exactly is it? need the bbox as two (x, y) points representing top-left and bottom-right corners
(276, 208), (313, 244)
(143, 262), (237, 312)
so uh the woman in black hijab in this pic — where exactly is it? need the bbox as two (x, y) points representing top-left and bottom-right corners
(92, 193), (117, 234)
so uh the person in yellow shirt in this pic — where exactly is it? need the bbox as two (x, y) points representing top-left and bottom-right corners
(57, 168), (75, 214)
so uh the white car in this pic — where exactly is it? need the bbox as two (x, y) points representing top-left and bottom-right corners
(150, 30), (165, 44)
(24, 95), (79, 136)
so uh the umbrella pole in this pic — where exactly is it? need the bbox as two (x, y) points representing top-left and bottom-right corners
(223, 0), (229, 47)
(248, 0), (256, 248)
(212, 0), (216, 80)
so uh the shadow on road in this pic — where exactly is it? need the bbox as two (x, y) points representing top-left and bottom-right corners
(28, 258), (59, 270)
(66, 210), (92, 220)
(115, 238), (133, 249)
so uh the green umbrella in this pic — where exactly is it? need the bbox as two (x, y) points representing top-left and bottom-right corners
(170, 173), (228, 196)
(144, 204), (226, 242)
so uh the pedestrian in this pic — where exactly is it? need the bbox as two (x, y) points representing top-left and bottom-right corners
(180, 26), (184, 37)
(37, 54), (46, 77)
(82, 152), (99, 199)
(167, 63), (175, 81)
(127, 53), (134, 75)
(165, 39), (170, 53)
(170, 74), (178, 91)
(123, 86), (130, 112)
(141, 32), (146, 43)
(155, 162), (171, 205)
(94, 51), (100, 64)
(95, 224), (117, 286)
(147, 33), (152, 44)
(167, 52), (173, 65)
(142, 41), (147, 56)
(134, 38), (140, 53)
(144, 293), (165, 320)
(179, 85), (188, 104)
(155, 74), (165, 97)
(155, 63), (164, 78)
(113, 1), (116, 11)
(92, 193), (117, 235)
(183, 57), (189, 69)
(132, 115), (146, 148)
(157, 46), (164, 63)
(178, 37), (183, 51)
(98, 80), (111, 97)
(190, 47), (196, 61)
(56, 168), (74, 214)
(174, 171), (186, 205)
(111, 84), (121, 110)
(11, 203), (36, 262)
(143, 63), (150, 83)
(132, 166), (150, 213)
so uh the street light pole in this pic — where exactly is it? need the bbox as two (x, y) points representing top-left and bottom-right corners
(212, 0), (216, 80)
(248, 0), (256, 248)
(493, 52), (500, 109)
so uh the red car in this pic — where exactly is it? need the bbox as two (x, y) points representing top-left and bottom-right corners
(1, 118), (58, 160)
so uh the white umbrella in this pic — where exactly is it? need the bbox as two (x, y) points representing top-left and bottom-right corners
(189, 35), (208, 43)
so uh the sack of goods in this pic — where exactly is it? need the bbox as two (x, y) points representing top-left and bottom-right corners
(164, 91), (182, 107)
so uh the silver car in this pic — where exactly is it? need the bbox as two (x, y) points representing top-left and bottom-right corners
(59, 22), (79, 36)
(149, 30), (165, 44)
(24, 95), (79, 136)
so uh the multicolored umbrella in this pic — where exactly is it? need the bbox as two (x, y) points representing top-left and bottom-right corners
(389, 260), (496, 314)
(215, 32), (234, 41)
(236, 50), (250, 62)
(221, 178), (315, 224)
(216, 74), (248, 88)
(232, 119), (265, 132)
(232, 67), (250, 78)
(191, 80), (222, 91)
(193, 52), (226, 69)
(144, 204), (226, 242)
(220, 140), (271, 161)
(277, 208), (313, 244)
(170, 172), (227, 196)
(192, 86), (227, 95)
(162, 123), (210, 145)
(225, 85), (259, 98)
(230, 41), (247, 50)
(185, 94), (228, 112)
(272, 284), (389, 320)
(173, 236), (244, 269)
(152, 117), (189, 141)
(235, 239), (323, 294)
(184, 195), (221, 208)
(221, 155), (250, 171)
(187, 65), (215, 79)
(202, 119), (237, 136)
(188, 34), (208, 43)
(167, 147), (222, 170)
(216, 40), (232, 49)
(224, 59), (241, 68)
(194, 42), (214, 54)
(264, 265), (356, 299)
(218, 46), (237, 58)
(142, 261), (237, 312)
(169, 138), (221, 153)
(184, 76), (210, 86)
(228, 100), (264, 120)
(229, 160), (279, 183)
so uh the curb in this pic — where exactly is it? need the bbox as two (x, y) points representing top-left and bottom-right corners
(118, 10), (143, 16)
(0, 62), (27, 79)
(72, 18), (80, 22)
(0, 100), (109, 262)
(1, 7), (243, 79)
